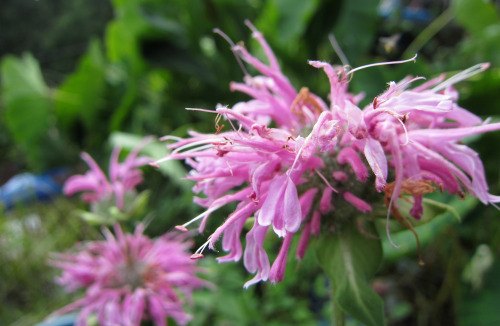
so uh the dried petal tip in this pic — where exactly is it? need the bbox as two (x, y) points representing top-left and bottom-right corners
(190, 253), (204, 260)
(175, 225), (189, 232)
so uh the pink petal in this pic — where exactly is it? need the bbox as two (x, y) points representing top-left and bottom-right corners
(283, 177), (302, 233)
(364, 138), (388, 191)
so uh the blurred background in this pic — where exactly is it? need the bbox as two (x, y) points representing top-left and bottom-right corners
(1, 0), (500, 325)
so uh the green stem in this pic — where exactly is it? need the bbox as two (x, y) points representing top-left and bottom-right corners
(402, 8), (454, 59)
(331, 282), (345, 326)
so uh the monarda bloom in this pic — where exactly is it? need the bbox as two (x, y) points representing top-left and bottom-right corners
(49, 224), (208, 326)
(159, 23), (500, 287)
(64, 141), (151, 211)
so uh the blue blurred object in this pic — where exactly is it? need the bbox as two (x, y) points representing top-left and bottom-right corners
(0, 168), (69, 210)
(35, 313), (77, 326)
(378, 0), (431, 23)
(402, 6), (431, 23)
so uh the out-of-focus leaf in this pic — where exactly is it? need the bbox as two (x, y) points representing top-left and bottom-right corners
(452, 0), (500, 37)
(126, 189), (150, 218)
(109, 77), (138, 131)
(257, 0), (320, 47)
(0, 53), (51, 170)
(55, 40), (107, 130)
(332, 0), (379, 65)
(105, 21), (145, 72)
(315, 221), (385, 326)
(458, 261), (500, 326)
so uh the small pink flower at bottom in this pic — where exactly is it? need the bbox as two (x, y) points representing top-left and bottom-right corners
(49, 224), (209, 326)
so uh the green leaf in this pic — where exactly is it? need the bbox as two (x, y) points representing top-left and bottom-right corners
(459, 260), (500, 326)
(315, 221), (385, 326)
(381, 196), (477, 262)
(55, 40), (107, 130)
(452, 0), (500, 37)
(332, 0), (379, 65)
(395, 197), (461, 228)
(105, 20), (144, 71)
(257, 0), (320, 47)
(0, 53), (51, 170)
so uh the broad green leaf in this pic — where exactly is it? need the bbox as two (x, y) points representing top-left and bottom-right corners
(0, 53), (51, 170)
(452, 0), (500, 37)
(105, 21), (145, 72)
(315, 221), (385, 326)
(55, 40), (106, 130)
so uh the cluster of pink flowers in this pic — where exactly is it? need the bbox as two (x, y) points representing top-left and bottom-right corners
(50, 224), (208, 326)
(51, 142), (210, 325)
(63, 142), (152, 210)
(160, 23), (500, 287)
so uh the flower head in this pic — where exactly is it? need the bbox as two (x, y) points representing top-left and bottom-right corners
(64, 140), (152, 210)
(49, 224), (208, 326)
(159, 23), (500, 287)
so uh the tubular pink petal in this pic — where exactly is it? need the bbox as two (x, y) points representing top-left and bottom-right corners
(311, 210), (322, 236)
(258, 175), (287, 227)
(209, 201), (258, 251)
(269, 232), (294, 283)
(296, 222), (312, 260)
(337, 147), (368, 182)
(409, 122), (500, 143)
(332, 171), (348, 182)
(343, 192), (372, 213)
(283, 177), (302, 233)
(299, 188), (319, 221)
(243, 221), (270, 288)
(364, 138), (388, 191)
(320, 187), (333, 214)
(80, 152), (109, 186)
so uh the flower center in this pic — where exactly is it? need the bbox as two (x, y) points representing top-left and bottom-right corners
(116, 259), (148, 290)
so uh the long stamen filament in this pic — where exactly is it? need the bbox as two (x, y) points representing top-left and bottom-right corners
(346, 54), (418, 77)
(178, 205), (222, 230)
(213, 28), (250, 77)
(328, 34), (349, 67)
(432, 63), (490, 93)
(314, 169), (338, 193)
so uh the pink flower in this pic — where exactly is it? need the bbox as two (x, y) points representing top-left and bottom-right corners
(159, 23), (500, 286)
(64, 141), (151, 210)
(49, 224), (208, 326)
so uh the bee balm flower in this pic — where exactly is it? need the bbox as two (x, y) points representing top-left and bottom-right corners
(64, 141), (151, 210)
(158, 22), (500, 287)
(49, 224), (208, 326)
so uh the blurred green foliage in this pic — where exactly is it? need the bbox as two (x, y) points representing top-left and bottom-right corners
(1, 0), (500, 325)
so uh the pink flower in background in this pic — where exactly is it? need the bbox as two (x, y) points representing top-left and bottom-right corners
(64, 142), (151, 210)
(159, 22), (500, 287)
(49, 224), (208, 326)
